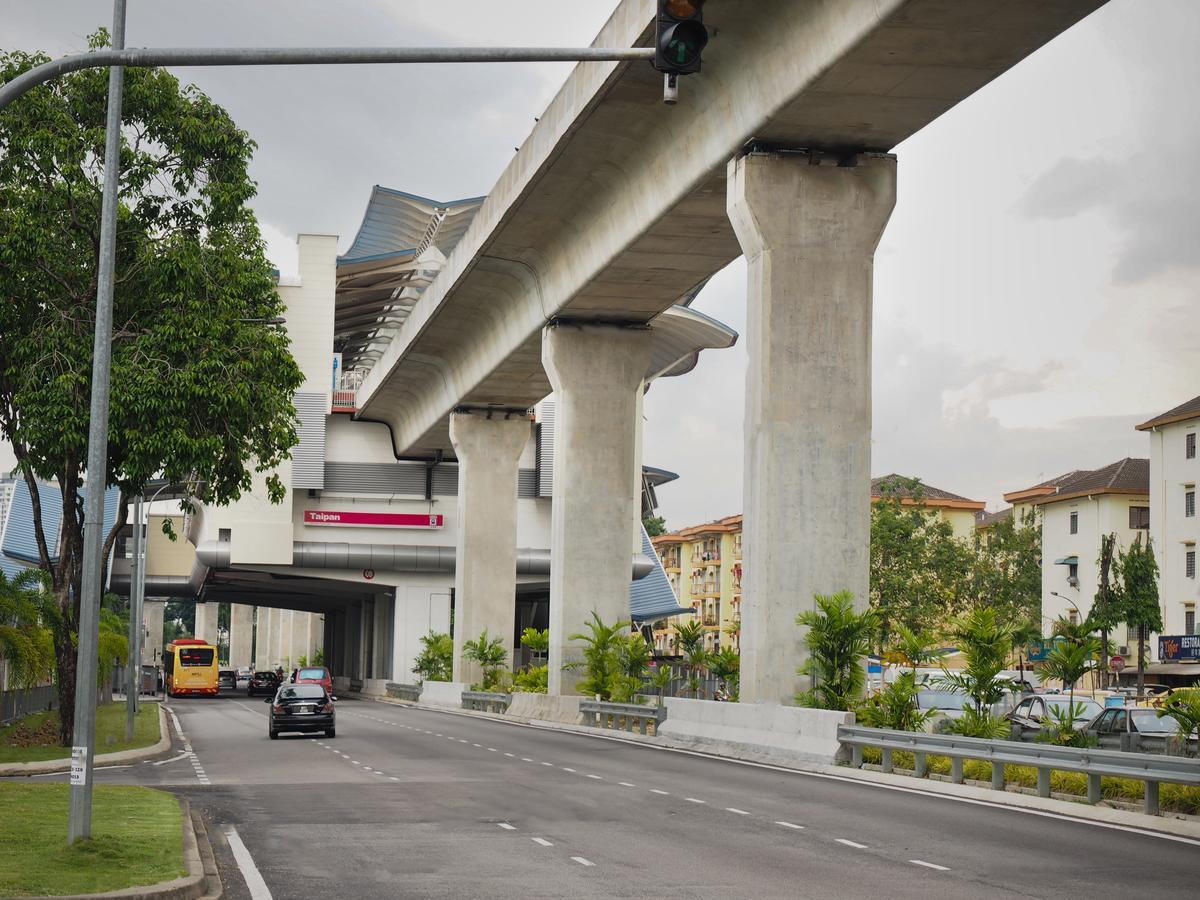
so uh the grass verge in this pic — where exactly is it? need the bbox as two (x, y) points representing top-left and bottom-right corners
(0, 783), (186, 897)
(860, 746), (1200, 815)
(0, 701), (160, 764)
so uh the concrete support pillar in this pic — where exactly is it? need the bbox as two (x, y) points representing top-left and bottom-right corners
(254, 607), (268, 669)
(308, 613), (325, 667)
(727, 151), (896, 705)
(228, 604), (254, 670)
(542, 323), (652, 695)
(449, 410), (531, 685)
(141, 600), (165, 668)
(194, 602), (219, 646)
(269, 607), (284, 668)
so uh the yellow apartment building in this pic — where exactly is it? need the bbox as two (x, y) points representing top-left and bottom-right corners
(651, 515), (742, 656)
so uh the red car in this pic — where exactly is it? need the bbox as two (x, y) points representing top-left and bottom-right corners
(292, 666), (333, 697)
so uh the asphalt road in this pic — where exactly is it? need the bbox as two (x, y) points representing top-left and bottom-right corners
(11, 694), (1199, 898)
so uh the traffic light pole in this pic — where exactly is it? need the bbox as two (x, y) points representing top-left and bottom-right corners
(0, 20), (659, 848)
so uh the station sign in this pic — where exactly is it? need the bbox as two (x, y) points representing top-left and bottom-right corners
(1158, 634), (1200, 662)
(304, 510), (443, 529)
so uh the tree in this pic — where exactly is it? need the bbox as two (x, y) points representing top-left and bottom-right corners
(1037, 634), (1100, 745)
(795, 591), (876, 711)
(935, 607), (1015, 738)
(520, 627), (549, 658)
(412, 631), (453, 683)
(709, 646), (740, 700)
(0, 569), (55, 691)
(1114, 533), (1162, 697)
(1090, 532), (1122, 688)
(966, 508), (1042, 628)
(0, 36), (304, 744)
(891, 624), (939, 676)
(462, 628), (508, 691)
(870, 477), (971, 650)
(642, 515), (667, 538)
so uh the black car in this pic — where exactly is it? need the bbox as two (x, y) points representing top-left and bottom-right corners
(266, 684), (336, 739)
(246, 670), (281, 697)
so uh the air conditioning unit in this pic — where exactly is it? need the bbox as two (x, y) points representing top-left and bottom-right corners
(1117, 645), (1129, 656)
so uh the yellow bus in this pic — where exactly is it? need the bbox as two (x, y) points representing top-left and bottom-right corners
(163, 639), (219, 697)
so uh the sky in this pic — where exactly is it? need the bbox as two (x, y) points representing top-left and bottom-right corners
(2, 1), (1197, 529)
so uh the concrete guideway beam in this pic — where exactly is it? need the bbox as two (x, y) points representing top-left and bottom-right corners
(449, 410), (532, 684)
(543, 323), (652, 695)
(728, 151), (896, 705)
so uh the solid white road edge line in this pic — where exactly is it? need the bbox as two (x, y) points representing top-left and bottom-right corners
(377, 702), (1200, 848)
(226, 826), (273, 900)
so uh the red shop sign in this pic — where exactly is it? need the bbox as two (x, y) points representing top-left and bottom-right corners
(304, 510), (443, 529)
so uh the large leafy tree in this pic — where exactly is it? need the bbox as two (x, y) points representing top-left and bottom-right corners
(0, 35), (302, 743)
(966, 508), (1042, 629)
(870, 477), (971, 649)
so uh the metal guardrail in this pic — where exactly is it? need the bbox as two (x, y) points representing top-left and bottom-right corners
(839, 724), (1200, 815)
(462, 691), (512, 713)
(580, 700), (665, 736)
(385, 682), (422, 702)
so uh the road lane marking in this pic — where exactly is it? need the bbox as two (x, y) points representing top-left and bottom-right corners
(497, 823), (516, 831)
(836, 839), (868, 849)
(153, 751), (192, 766)
(561, 767), (576, 772)
(352, 760), (361, 765)
(585, 774), (603, 780)
(522, 757), (534, 762)
(459, 739), (469, 743)
(685, 797), (706, 804)
(389, 777), (400, 781)
(226, 826), (273, 900)
(504, 752), (515, 757)
(571, 857), (595, 867)
(910, 860), (950, 871)
(618, 782), (635, 787)
(488, 748), (498, 752)
(725, 807), (750, 815)
(775, 821), (805, 830)
(541, 761), (554, 766)
(474, 743), (482, 748)
(531, 837), (553, 847)
(649, 789), (669, 795)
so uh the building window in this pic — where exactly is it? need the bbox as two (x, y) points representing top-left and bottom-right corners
(1069, 511), (1078, 534)
(1068, 609), (1079, 626)
(1186, 490), (1196, 518)
(1187, 549), (1196, 580)
(1188, 432), (1196, 459)
(1186, 605), (1196, 636)
(1128, 506), (1150, 530)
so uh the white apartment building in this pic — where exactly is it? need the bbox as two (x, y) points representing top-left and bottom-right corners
(1137, 395), (1199, 644)
(1014, 459), (1152, 656)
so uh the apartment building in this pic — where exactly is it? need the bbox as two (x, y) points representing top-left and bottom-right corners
(1137, 394), (1199, 642)
(651, 515), (742, 655)
(1011, 458), (1151, 653)
(870, 475), (985, 540)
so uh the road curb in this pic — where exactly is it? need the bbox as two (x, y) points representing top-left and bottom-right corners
(25, 796), (222, 900)
(375, 696), (1200, 842)
(0, 703), (175, 778)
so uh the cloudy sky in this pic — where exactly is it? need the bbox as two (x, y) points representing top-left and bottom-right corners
(3, 1), (1197, 528)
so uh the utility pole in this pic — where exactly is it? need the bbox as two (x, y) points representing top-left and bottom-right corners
(68, 0), (126, 844)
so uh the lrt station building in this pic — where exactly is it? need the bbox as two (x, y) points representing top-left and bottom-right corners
(181, 188), (733, 694)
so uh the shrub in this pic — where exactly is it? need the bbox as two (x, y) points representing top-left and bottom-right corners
(795, 591), (876, 710)
(463, 629), (509, 691)
(856, 672), (934, 732)
(412, 631), (453, 683)
(513, 665), (548, 694)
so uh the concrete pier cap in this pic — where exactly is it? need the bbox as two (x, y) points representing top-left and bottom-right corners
(542, 322), (652, 695)
(449, 408), (531, 685)
(729, 150), (896, 706)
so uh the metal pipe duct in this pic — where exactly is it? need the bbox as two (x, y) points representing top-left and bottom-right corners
(195, 540), (653, 580)
(109, 555), (209, 599)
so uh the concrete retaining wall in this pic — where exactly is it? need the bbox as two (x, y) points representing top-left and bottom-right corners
(506, 693), (582, 724)
(420, 681), (467, 708)
(658, 698), (853, 765)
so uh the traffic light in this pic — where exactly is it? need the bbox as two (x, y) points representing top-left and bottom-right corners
(654, 0), (708, 76)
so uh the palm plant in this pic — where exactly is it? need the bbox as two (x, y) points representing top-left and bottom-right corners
(709, 647), (741, 700)
(674, 619), (705, 655)
(609, 633), (652, 703)
(856, 671), (934, 732)
(520, 626), (549, 659)
(647, 663), (674, 708)
(936, 607), (1016, 736)
(682, 645), (711, 698)
(412, 631), (453, 682)
(0, 569), (55, 691)
(565, 612), (630, 700)
(795, 591), (876, 711)
(1037, 636), (1100, 745)
(892, 624), (939, 676)
(463, 628), (509, 691)
(1158, 690), (1200, 756)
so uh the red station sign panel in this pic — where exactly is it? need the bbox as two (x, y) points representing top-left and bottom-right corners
(304, 510), (443, 529)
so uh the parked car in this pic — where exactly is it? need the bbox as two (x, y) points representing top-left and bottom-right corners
(1006, 695), (1104, 740)
(246, 670), (282, 697)
(1085, 705), (1182, 751)
(266, 683), (336, 739)
(292, 666), (333, 697)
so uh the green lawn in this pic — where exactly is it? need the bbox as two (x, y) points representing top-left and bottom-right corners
(0, 783), (187, 897)
(0, 701), (160, 764)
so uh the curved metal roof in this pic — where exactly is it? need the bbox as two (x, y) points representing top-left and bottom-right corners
(340, 186), (485, 264)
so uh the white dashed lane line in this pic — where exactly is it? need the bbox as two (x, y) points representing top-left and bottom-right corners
(532, 837), (554, 847)
(571, 857), (595, 867)
(910, 860), (950, 871)
(618, 782), (635, 787)
(497, 823), (516, 831)
(685, 797), (706, 804)
(725, 807), (750, 816)
(775, 821), (805, 830)
(649, 789), (669, 795)
(836, 839), (868, 849)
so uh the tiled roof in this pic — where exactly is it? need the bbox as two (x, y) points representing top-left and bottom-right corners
(1136, 393), (1200, 431)
(1029, 457), (1149, 505)
(975, 507), (1014, 529)
(654, 514), (743, 542)
(870, 475), (983, 507)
